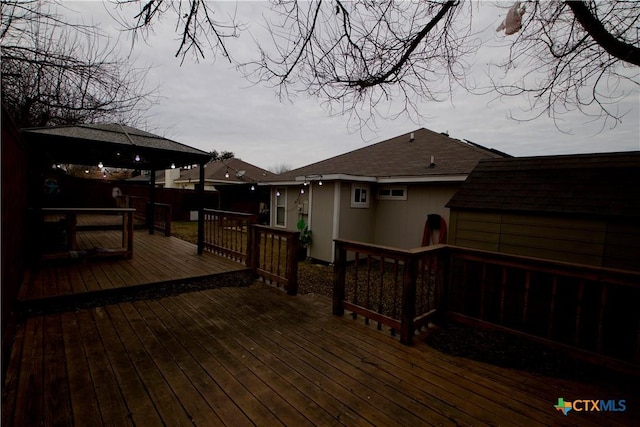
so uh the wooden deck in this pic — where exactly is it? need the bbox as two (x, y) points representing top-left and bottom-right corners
(19, 229), (250, 310)
(3, 284), (637, 426)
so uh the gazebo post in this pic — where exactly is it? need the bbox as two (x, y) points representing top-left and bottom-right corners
(148, 169), (156, 235)
(197, 162), (205, 254)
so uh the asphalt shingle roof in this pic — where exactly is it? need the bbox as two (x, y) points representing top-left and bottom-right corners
(273, 128), (508, 181)
(446, 151), (640, 218)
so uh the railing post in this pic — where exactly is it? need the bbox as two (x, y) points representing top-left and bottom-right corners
(400, 254), (419, 345)
(333, 242), (347, 316)
(436, 246), (450, 323)
(248, 225), (260, 276)
(165, 204), (172, 237)
(286, 232), (300, 296)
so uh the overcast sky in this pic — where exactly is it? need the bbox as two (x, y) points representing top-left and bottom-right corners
(62, 1), (639, 171)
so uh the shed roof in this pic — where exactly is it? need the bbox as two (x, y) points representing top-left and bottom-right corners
(446, 151), (640, 218)
(270, 128), (508, 183)
(22, 123), (211, 170)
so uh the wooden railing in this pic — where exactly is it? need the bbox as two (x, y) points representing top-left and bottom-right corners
(148, 202), (171, 236)
(116, 195), (171, 236)
(202, 210), (301, 295)
(333, 239), (640, 370)
(333, 239), (447, 345)
(249, 225), (300, 295)
(446, 246), (640, 368)
(202, 209), (256, 263)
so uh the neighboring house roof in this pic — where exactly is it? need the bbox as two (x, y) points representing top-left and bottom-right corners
(127, 158), (273, 186)
(22, 123), (211, 170)
(446, 151), (640, 218)
(175, 157), (273, 185)
(268, 128), (509, 184)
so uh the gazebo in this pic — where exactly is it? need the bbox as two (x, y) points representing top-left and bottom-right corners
(21, 123), (213, 253)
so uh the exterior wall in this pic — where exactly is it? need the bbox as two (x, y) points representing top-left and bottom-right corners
(338, 182), (376, 243)
(308, 182), (335, 262)
(374, 183), (458, 248)
(448, 210), (640, 271)
(271, 186), (309, 231)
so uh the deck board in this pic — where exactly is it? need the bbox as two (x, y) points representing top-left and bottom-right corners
(5, 285), (637, 427)
(18, 229), (249, 305)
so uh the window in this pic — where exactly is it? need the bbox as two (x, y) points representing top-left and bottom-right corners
(377, 186), (407, 200)
(275, 187), (286, 226)
(351, 184), (370, 208)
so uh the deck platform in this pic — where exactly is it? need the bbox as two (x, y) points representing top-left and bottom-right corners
(3, 284), (637, 426)
(19, 229), (250, 311)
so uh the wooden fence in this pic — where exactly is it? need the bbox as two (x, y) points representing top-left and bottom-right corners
(333, 239), (640, 370)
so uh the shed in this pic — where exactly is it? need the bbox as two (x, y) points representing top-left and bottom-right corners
(446, 152), (640, 271)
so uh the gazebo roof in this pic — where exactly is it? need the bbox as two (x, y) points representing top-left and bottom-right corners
(21, 123), (212, 170)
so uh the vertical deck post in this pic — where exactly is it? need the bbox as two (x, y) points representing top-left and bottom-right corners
(197, 163), (205, 255)
(333, 242), (347, 316)
(148, 170), (156, 235)
(286, 232), (300, 296)
(400, 254), (418, 345)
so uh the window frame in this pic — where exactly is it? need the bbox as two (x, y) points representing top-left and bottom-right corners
(350, 184), (370, 208)
(376, 186), (407, 201)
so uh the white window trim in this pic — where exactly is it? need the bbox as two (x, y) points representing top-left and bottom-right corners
(350, 184), (370, 208)
(377, 186), (407, 201)
(274, 187), (287, 227)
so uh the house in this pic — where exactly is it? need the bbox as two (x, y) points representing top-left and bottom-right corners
(263, 128), (509, 262)
(446, 151), (640, 271)
(128, 157), (273, 219)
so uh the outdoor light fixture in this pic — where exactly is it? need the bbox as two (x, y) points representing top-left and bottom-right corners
(84, 169), (89, 174)
(276, 191), (281, 197)
(319, 180), (323, 186)
(225, 169), (230, 178)
(251, 185), (255, 191)
(171, 163), (176, 169)
(135, 154), (141, 162)
(98, 161), (103, 168)
(300, 188), (305, 194)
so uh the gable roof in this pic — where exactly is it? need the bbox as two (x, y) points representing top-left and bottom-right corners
(446, 151), (640, 218)
(128, 158), (273, 185)
(175, 157), (273, 185)
(21, 123), (211, 170)
(269, 128), (509, 183)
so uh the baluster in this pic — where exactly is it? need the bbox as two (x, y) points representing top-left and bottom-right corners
(597, 285), (607, 353)
(500, 266), (507, 325)
(480, 263), (487, 320)
(574, 280), (585, 346)
(276, 233), (282, 281)
(377, 257), (385, 330)
(352, 252), (359, 320)
(365, 255), (372, 325)
(522, 271), (531, 325)
(391, 259), (399, 336)
(548, 276), (558, 339)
